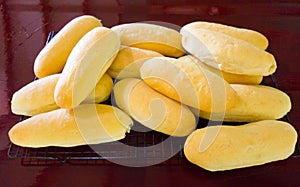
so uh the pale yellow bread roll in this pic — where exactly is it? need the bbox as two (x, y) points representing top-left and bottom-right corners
(184, 120), (298, 171)
(181, 28), (276, 76)
(140, 57), (239, 113)
(107, 46), (163, 79)
(111, 23), (185, 57)
(55, 27), (120, 108)
(8, 104), (133, 148)
(181, 21), (268, 49)
(11, 73), (114, 116)
(198, 84), (291, 122)
(178, 55), (263, 85)
(34, 15), (102, 78)
(84, 73), (113, 103)
(113, 78), (196, 137)
(11, 74), (60, 116)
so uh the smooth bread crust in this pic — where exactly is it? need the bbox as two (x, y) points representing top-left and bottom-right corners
(84, 73), (113, 103)
(179, 55), (263, 85)
(140, 57), (239, 113)
(8, 104), (133, 148)
(11, 72), (114, 117)
(181, 21), (268, 50)
(111, 23), (185, 57)
(108, 46), (163, 78)
(34, 15), (102, 78)
(11, 74), (60, 116)
(199, 84), (291, 122)
(181, 28), (276, 76)
(54, 27), (120, 108)
(114, 78), (196, 137)
(184, 120), (298, 171)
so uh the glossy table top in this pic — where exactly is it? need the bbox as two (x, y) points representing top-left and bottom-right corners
(1, 0), (300, 186)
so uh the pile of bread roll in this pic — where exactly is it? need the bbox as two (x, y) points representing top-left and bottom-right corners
(8, 15), (298, 171)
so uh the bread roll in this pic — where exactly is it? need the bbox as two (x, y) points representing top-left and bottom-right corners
(181, 21), (268, 49)
(107, 46), (163, 79)
(184, 120), (298, 171)
(84, 73), (113, 103)
(179, 55), (263, 85)
(11, 74), (60, 116)
(8, 104), (133, 148)
(34, 15), (102, 78)
(198, 84), (291, 122)
(181, 28), (276, 76)
(55, 27), (120, 108)
(11, 73), (114, 116)
(140, 57), (239, 113)
(113, 78), (196, 137)
(111, 23), (185, 57)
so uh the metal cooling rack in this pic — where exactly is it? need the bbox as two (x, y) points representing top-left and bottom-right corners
(8, 122), (186, 165)
(7, 32), (299, 165)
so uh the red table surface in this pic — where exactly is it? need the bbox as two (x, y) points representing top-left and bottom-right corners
(1, 0), (300, 186)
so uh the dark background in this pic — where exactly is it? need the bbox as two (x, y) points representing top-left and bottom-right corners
(0, 0), (300, 186)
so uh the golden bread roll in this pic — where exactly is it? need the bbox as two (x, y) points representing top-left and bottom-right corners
(184, 120), (298, 171)
(199, 84), (291, 122)
(55, 27), (120, 108)
(84, 73), (113, 103)
(8, 104), (133, 148)
(107, 46), (163, 79)
(11, 74), (60, 116)
(179, 55), (263, 85)
(113, 78), (196, 136)
(181, 28), (276, 76)
(34, 15), (102, 78)
(111, 23), (185, 57)
(181, 21), (268, 49)
(140, 57), (239, 113)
